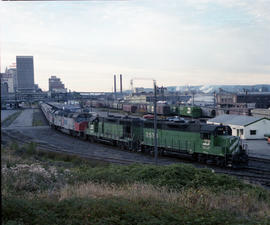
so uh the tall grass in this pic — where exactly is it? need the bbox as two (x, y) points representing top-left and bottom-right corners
(1, 110), (22, 127)
(60, 182), (270, 219)
(2, 142), (270, 224)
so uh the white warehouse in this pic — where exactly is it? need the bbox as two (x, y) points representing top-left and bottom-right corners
(207, 114), (270, 140)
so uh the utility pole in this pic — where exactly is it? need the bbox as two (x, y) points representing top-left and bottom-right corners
(192, 91), (195, 107)
(154, 80), (158, 164)
(130, 77), (158, 163)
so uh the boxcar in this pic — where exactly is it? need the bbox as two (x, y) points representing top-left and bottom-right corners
(137, 103), (148, 113)
(147, 104), (154, 114)
(123, 104), (137, 113)
(157, 104), (171, 115)
(112, 102), (118, 109)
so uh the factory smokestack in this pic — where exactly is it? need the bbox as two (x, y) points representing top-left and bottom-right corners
(120, 74), (122, 94)
(114, 74), (116, 98)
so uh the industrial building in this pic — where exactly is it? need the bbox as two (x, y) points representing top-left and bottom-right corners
(237, 92), (270, 108)
(207, 114), (270, 139)
(16, 56), (34, 92)
(251, 108), (270, 119)
(49, 76), (66, 93)
(216, 91), (270, 109)
(1, 72), (14, 94)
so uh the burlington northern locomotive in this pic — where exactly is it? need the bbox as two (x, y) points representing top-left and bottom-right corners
(41, 103), (248, 167)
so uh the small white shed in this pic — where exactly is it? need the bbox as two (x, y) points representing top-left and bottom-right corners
(207, 114), (270, 140)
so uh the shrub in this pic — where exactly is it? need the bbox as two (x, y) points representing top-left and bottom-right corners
(2, 196), (268, 225)
(26, 142), (37, 155)
(69, 163), (249, 191)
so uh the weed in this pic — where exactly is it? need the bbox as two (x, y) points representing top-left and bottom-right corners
(25, 142), (37, 155)
(3, 196), (268, 225)
(2, 110), (22, 128)
(2, 143), (270, 224)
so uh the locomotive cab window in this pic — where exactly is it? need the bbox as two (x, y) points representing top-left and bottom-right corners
(215, 126), (232, 136)
(124, 125), (131, 138)
(201, 133), (210, 140)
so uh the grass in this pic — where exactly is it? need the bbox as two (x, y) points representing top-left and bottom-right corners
(1, 110), (22, 127)
(4, 196), (269, 225)
(2, 142), (270, 225)
(32, 109), (47, 126)
(32, 120), (45, 126)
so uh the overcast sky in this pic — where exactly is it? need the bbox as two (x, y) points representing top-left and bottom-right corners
(0, 0), (269, 92)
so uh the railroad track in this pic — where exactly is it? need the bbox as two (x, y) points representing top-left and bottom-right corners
(1, 130), (152, 166)
(248, 156), (270, 164)
(244, 166), (270, 175)
(2, 129), (270, 188)
(216, 170), (270, 187)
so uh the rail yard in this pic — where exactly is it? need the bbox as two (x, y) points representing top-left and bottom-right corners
(1, 105), (270, 189)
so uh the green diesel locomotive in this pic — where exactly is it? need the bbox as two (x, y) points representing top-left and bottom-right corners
(85, 116), (248, 167)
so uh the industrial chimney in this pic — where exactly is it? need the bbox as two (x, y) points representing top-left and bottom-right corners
(114, 74), (117, 98)
(120, 74), (122, 94)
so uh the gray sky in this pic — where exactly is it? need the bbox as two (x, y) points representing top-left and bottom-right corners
(0, 0), (269, 91)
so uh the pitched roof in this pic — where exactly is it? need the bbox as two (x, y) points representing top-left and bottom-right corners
(207, 114), (268, 126)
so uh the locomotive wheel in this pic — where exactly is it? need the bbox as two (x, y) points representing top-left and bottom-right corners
(158, 149), (164, 156)
(82, 134), (88, 141)
(124, 143), (129, 151)
(140, 145), (145, 153)
(88, 136), (92, 143)
(150, 148), (154, 156)
(119, 142), (125, 150)
(197, 154), (206, 163)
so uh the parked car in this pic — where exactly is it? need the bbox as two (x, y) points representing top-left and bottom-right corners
(143, 114), (154, 119)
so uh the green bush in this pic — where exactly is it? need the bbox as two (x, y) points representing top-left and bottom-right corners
(3, 196), (267, 225)
(10, 142), (19, 152)
(70, 164), (248, 191)
(26, 142), (37, 155)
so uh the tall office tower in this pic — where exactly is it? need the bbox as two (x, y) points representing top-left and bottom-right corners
(16, 56), (34, 92)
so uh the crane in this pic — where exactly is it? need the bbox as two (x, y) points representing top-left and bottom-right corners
(130, 77), (156, 94)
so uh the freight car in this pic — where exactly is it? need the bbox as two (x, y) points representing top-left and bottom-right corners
(123, 104), (137, 113)
(170, 105), (179, 115)
(179, 106), (202, 118)
(201, 107), (216, 118)
(157, 104), (171, 115)
(146, 104), (171, 116)
(91, 100), (104, 108)
(137, 103), (148, 113)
